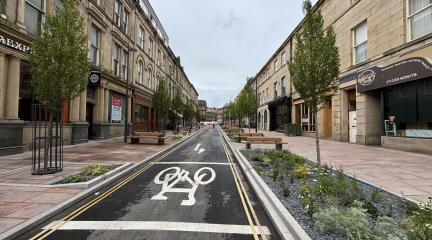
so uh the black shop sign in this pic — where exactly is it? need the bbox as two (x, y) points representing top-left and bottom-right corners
(357, 57), (432, 92)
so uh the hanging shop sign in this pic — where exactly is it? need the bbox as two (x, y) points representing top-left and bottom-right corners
(357, 57), (432, 92)
(88, 70), (101, 86)
(0, 34), (31, 53)
(111, 96), (122, 123)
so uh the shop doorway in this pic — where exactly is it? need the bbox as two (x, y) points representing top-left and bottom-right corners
(323, 100), (332, 138)
(86, 103), (94, 139)
(349, 111), (357, 143)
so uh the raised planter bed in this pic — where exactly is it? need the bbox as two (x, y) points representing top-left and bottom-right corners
(238, 149), (431, 240)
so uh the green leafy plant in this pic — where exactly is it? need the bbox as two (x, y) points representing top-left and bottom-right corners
(371, 188), (382, 203)
(314, 201), (374, 239)
(300, 184), (319, 216)
(294, 164), (310, 179)
(59, 165), (115, 184)
(406, 198), (432, 240)
(374, 216), (407, 240)
(284, 123), (301, 136)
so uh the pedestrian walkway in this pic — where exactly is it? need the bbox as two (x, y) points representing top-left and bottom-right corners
(0, 136), (177, 235)
(232, 129), (432, 203)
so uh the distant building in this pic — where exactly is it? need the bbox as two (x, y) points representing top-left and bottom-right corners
(198, 100), (207, 121)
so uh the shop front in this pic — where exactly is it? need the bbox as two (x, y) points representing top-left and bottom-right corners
(0, 28), (33, 155)
(268, 96), (291, 131)
(132, 88), (155, 132)
(357, 56), (432, 153)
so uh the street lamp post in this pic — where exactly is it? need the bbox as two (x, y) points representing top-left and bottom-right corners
(124, 47), (137, 143)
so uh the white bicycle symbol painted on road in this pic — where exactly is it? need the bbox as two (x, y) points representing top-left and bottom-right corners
(151, 167), (216, 206)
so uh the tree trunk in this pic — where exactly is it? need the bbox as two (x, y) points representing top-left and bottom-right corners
(314, 110), (321, 165)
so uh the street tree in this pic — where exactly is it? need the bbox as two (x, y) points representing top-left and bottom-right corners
(171, 92), (184, 131)
(288, 0), (340, 165)
(152, 80), (171, 130)
(30, 0), (89, 173)
(183, 102), (195, 128)
(227, 101), (239, 127)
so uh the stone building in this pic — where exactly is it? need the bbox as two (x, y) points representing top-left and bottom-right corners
(0, 0), (198, 156)
(198, 99), (207, 121)
(249, 0), (432, 153)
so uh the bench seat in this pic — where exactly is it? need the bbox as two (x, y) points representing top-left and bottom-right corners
(245, 137), (287, 150)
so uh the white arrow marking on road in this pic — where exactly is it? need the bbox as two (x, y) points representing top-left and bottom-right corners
(194, 143), (205, 154)
(194, 143), (201, 151)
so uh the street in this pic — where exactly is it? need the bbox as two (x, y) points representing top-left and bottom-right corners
(21, 128), (279, 240)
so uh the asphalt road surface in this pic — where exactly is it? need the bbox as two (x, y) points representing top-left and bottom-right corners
(22, 127), (280, 240)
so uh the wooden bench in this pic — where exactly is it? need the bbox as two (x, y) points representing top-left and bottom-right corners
(227, 128), (244, 134)
(129, 132), (167, 145)
(237, 132), (264, 142)
(245, 137), (287, 150)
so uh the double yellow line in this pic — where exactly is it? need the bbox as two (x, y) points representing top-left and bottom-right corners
(31, 132), (199, 240)
(219, 130), (267, 240)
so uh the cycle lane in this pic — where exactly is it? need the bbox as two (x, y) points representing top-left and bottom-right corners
(25, 128), (279, 240)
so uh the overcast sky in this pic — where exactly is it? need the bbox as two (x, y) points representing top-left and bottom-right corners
(149, 0), (317, 108)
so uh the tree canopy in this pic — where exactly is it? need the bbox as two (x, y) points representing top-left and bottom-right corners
(288, 0), (340, 164)
(152, 79), (171, 130)
(30, 0), (89, 109)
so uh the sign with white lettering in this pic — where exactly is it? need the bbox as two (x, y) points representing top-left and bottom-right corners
(0, 34), (31, 53)
(357, 57), (432, 92)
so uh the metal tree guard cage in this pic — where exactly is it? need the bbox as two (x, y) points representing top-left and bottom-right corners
(31, 104), (64, 175)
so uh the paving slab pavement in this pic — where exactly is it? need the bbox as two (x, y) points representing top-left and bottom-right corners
(0, 135), (179, 235)
(232, 129), (432, 203)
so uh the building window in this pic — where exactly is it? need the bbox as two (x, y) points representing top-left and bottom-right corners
(148, 66), (153, 89)
(266, 88), (269, 102)
(89, 25), (100, 65)
(114, 0), (122, 27)
(148, 39), (154, 58)
(113, 43), (121, 76)
(274, 59), (278, 72)
(281, 52), (286, 65)
(281, 77), (286, 96)
(122, 9), (129, 33)
(139, 27), (145, 49)
(25, 0), (44, 35)
(157, 49), (161, 66)
(122, 50), (129, 80)
(408, 0), (432, 40)
(274, 82), (278, 99)
(353, 21), (368, 64)
(137, 60), (143, 84)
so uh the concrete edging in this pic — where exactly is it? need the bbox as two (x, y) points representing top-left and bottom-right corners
(220, 130), (311, 240)
(0, 128), (205, 240)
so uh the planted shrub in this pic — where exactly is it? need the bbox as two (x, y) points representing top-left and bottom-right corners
(314, 201), (374, 239)
(284, 123), (301, 136)
(406, 198), (432, 240)
(374, 216), (407, 240)
(59, 164), (115, 184)
(295, 164), (310, 179)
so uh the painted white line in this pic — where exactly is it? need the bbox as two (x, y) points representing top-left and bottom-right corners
(43, 221), (271, 235)
(0, 166), (30, 175)
(156, 162), (233, 166)
(198, 148), (205, 154)
(194, 143), (201, 151)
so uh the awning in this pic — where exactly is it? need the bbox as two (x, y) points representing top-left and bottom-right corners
(357, 57), (432, 92)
